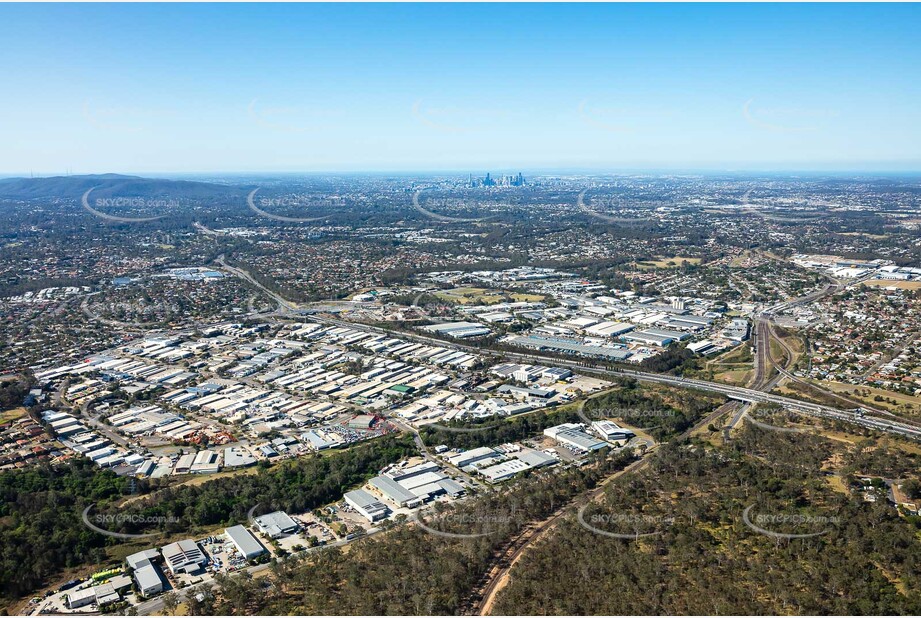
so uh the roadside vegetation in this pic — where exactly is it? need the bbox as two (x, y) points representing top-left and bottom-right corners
(492, 427), (921, 615)
(182, 448), (638, 615)
(0, 434), (414, 611)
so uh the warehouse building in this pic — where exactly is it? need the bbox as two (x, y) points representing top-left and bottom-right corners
(662, 314), (712, 332)
(495, 384), (555, 400)
(223, 446), (257, 467)
(347, 414), (376, 429)
(253, 511), (300, 538)
(623, 330), (674, 347)
(370, 474), (424, 508)
(344, 489), (390, 522)
(584, 321), (636, 338)
(479, 458), (531, 482)
(161, 539), (207, 574)
(687, 339), (718, 355)
(134, 563), (165, 597)
(479, 450), (558, 482)
(544, 423), (609, 452)
(92, 582), (121, 607)
(446, 446), (503, 470)
(190, 450), (220, 474)
(224, 525), (267, 560)
(372, 461), (466, 504)
(422, 321), (491, 338)
(506, 335), (634, 361)
(590, 420), (635, 443)
(66, 587), (96, 609)
(722, 319), (751, 342)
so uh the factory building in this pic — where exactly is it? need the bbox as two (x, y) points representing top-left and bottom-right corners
(722, 319), (751, 342)
(446, 446), (503, 470)
(344, 489), (390, 522)
(544, 423), (609, 452)
(687, 339), (718, 355)
(478, 450), (558, 482)
(134, 565), (164, 597)
(224, 525), (267, 560)
(66, 588), (96, 609)
(161, 539), (207, 575)
(253, 511), (300, 538)
(422, 321), (491, 338)
(126, 549), (164, 597)
(590, 420), (635, 443)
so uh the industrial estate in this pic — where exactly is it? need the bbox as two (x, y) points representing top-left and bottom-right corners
(3, 2), (921, 617)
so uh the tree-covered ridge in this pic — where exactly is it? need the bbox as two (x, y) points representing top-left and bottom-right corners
(584, 378), (725, 441)
(103, 434), (416, 536)
(493, 429), (921, 615)
(0, 458), (127, 606)
(0, 434), (415, 610)
(181, 449), (638, 616)
(185, 425), (921, 616)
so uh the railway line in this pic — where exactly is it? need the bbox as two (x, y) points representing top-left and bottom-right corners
(212, 258), (921, 441)
(467, 399), (741, 615)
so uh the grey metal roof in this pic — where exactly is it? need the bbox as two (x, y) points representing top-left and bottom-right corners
(254, 511), (298, 534)
(344, 489), (389, 512)
(555, 428), (608, 451)
(436, 478), (466, 496)
(225, 525), (266, 558)
(369, 475), (418, 505)
(133, 564), (163, 591)
(508, 335), (633, 360)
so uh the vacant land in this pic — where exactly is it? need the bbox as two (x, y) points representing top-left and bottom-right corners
(701, 344), (753, 386)
(636, 256), (702, 269)
(862, 280), (921, 291)
(434, 287), (544, 305)
(0, 407), (27, 423)
(821, 381), (921, 417)
(711, 367), (753, 387)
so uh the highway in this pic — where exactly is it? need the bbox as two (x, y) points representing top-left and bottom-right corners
(118, 258), (921, 616)
(308, 313), (921, 441)
(212, 260), (921, 441)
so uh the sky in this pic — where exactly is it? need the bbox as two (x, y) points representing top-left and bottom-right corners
(1, 2), (920, 175)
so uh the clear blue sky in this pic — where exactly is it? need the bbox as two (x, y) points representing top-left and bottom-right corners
(2, 3), (920, 174)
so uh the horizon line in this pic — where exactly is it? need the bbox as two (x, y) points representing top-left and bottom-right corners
(4, 167), (921, 179)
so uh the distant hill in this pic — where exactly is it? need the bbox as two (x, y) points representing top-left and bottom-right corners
(0, 174), (244, 200)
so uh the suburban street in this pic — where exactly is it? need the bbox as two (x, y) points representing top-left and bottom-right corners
(214, 261), (921, 442)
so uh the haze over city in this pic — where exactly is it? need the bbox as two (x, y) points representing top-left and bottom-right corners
(2, 3), (921, 174)
(3, 4), (921, 618)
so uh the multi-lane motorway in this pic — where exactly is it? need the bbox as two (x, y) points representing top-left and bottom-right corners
(302, 313), (921, 441)
(215, 261), (921, 442)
